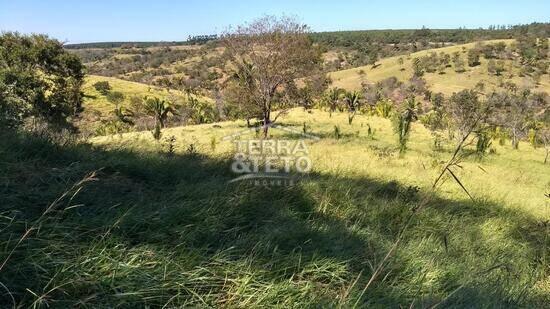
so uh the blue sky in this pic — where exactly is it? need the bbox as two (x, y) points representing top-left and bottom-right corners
(0, 0), (548, 43)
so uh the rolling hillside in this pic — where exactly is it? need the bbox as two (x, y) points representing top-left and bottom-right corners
(78, 75), (212, 134)
(329, 39), (550, 95)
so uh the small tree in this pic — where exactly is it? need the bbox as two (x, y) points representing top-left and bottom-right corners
(495, 60), (506, 76)
(144, 97), (177, 140)
(322, 87), (343, 117)
(440, 52), (451, 68)
(393, 96), (418, 153)
(452, 54), (465, 73)
(344, 91), (361, 125)
(412, 58), (424, 77)
(113, 106), (134, 126)
(488, 59), (505, 76)
(446, 90), (486, 141)
(475, 130), (492, 159)
(93, 81), (112, 95)
(223, 60), (262, 126)
(421, 93), (447, 149)
(489, 91), (536, 149)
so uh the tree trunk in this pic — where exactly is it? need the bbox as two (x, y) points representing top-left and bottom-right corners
(263, 112), (270, 139)
(159, 116), (165, 129)
(511, 129), (519, 150)
(153, 118), (161, 140)
(512, 136), (519, 149)
(246, 118), (251, 127)
(545, 148), (549, 164)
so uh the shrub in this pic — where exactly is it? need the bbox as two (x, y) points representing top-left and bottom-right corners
(93, 81), (112, 95)
(467, 49), (481, 67)
(375, 99), (393, 118)
(106, 91), (125, 106)
(475, 130), (493, 158)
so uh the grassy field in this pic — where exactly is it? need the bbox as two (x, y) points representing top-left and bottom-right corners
(329, 39), (550, 95)
(2, 108), (548, 307)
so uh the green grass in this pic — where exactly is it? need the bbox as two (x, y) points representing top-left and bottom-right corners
(329, 39), (550, 95)
(1, 109), (548, 307)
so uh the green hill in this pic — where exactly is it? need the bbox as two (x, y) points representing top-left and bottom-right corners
(329, 39), (550, 95)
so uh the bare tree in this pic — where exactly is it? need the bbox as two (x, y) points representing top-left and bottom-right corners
(222, 16), (324, 137)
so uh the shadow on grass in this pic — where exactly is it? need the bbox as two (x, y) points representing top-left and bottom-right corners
(0, 131), (547, 307)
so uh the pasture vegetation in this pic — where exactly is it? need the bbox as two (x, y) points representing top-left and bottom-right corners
(1, 18), (549, 308)
(1, 109), (549, 307)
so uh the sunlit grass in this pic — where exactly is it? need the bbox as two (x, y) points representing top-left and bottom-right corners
(1, 108), (548, 307)
(94, 108), (549, 218)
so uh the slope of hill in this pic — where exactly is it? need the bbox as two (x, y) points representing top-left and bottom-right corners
(78, 75), (212, 134)
(70, 44), (225, 89)
(2, 108), (548, 307)
(329, 39), (550, 95)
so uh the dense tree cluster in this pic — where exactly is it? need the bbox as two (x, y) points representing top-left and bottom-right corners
(0, 32), (84, 129)
(311, 23), (550, 49)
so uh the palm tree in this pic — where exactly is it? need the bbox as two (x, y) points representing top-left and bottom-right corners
(344, 91), (361, 125)
(144, 97), (177, 140)
(323, 88), (343, 117)
(393, 97), (418, 153)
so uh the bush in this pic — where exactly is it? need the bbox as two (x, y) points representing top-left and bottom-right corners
(475, 130), (493, 158)
(467, 49), (481, 67)
(106, 91), (125, 106)
(93, 81), (112, 95)
(375, 100), (393, 118)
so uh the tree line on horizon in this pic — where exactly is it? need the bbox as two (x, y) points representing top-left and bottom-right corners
(63, 22), (550, 49)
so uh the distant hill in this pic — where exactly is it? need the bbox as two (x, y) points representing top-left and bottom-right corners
(329, 39), (550, 95)
(65, 35), (219, 49)
(65, 41), (190, 49)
